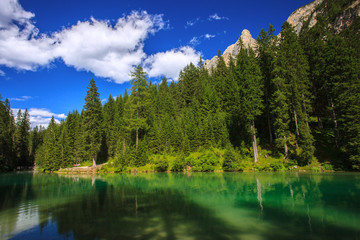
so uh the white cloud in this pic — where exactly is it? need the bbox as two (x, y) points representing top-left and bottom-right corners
(144, 46), (201, 80)
(0, 0), (34, 28)
(0, 69), (4, 76)
(12, 108), (66, 128)
(0, 0), (199, 83)
(0, 0), (56, 70)
(8, 95), (32, 101)
(189, 33), (216, 46)
(208, 13), (229, 21)
(185, 17), (200, 28)
(53, 12), (165, 83)
(204, 34), (215, 39)
(190, 37), (200, 46)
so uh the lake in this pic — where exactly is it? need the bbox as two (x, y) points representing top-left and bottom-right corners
(0, 172), (359, 240)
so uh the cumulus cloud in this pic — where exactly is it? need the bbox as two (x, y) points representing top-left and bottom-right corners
(144, 46), (201, 80)
(208, 13), (229, 21)
(53, 12), (165, 83)
(0, 0), (200, 83)
(0, 69), (5, 76)
(12, 108), (67, 128)
(0, 0), (56, 70)
(8, 95), (32, 101)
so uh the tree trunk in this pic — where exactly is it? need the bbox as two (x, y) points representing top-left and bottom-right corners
(284, 136), (288, 159)
(122, 138), (126, 155)
(329, 98), (339, 147)
(136, 108), (139, 152)
(92, 155), (96, 167)
(251, 120), (259, 163)
(267, 110), (273, 143)
(256, 178), (263, 212)
(317, 116), (323, 129)
(293, 108), (300, 136)
(302, 93), (309, 128)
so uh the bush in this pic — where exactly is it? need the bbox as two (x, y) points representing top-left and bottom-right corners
(255, 157), (286, 171)
(171, 156), (186, 172)
(186, 149), (221, 172)
(222, 148), (238, 171)
(153, 155), (169, 172)
(321, 162), (334, 171)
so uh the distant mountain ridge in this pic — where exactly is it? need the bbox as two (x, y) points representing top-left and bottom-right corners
(204, 0), (360, 71)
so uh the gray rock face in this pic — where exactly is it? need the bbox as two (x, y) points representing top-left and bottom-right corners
(333, 0), (360, 33)
(204, 0), (360, 72)
(204, 29), (257, 71)
(287, 0), (323, 34)
(287, 0), (360, 34)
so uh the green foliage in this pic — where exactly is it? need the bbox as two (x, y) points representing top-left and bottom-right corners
(83, 79), (103, 164)
(151, 155), (169, 172)
(254, 157), (287, 172)
(3, 4), (357, 173)
(171, 155), (186, 172)
(222, 147), (239, 171)
(186, 149), (222, 172)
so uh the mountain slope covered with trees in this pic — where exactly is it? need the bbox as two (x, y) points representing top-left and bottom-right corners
(1, 0), (359, 172)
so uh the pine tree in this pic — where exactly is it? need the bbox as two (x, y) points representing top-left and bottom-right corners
(83, 79), (103, 166)
(257, 25), (276, 144)
(236, 45), (264, 163)
(0, 97), (16, 171)
(15, 109), (31, 167)
(129, 66), (150, 153)
(272, 21), (314, 163)
(324, 36), (360, 169)
(35, 117), (60, 171)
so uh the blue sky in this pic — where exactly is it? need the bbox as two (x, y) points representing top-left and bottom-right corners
(0, 0), (312, 127)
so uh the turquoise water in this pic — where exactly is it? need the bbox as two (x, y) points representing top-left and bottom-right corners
(0, 172), (359, 239)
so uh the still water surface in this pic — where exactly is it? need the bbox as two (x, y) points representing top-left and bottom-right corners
(0, 172), (359, 239)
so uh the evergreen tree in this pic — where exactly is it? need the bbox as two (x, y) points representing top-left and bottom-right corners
(83, 79), (103, 166)
(35, 117), (60, 171)
(15, 109), (31, 166)
(129, 65), (150, 154)
(257, 25), (276, 144)
(0, 97), (16, 171)
(236, 45), (264, 163)
(272, 22), (314, 164)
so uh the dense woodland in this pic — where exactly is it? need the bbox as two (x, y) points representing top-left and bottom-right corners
(1, 0), (359, 172)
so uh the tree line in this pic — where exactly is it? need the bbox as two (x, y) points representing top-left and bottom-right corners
(1, 16), (359, 172)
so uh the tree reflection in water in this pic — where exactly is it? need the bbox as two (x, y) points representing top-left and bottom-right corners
(1, 172), (359, 240)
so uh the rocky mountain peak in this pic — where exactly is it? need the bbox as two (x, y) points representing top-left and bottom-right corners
(287, 0), (323, 34)
(204, 29), (257, 71)
(204, 0), (360, 71)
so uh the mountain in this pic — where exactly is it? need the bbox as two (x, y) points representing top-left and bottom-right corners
(204, 0), (360, 71)
(204, 29), (257, 70)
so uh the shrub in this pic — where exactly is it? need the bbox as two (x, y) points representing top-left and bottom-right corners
(186, 149), (221, 172)
(223, 148), (238, 171)
(171, 156), (186, 172)
(153, 155), (169, 172)
(321, 162), (334, 171)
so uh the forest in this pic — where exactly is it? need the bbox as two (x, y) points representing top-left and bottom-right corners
(1, 1), (359, 172)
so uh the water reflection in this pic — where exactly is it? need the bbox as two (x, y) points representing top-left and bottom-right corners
(0, 172), (359, 239)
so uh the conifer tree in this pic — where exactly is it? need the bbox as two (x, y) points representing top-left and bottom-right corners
(236, 45), (264, 163)
(15, 109), (30, 166)
(257, 25), (276, 144)
(129, 66), (150, 153)
(35, 117), (60, 171)
(272, 22), (314, 163)
(0, 97), (16, 170)
(83, 79), (103, 166)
